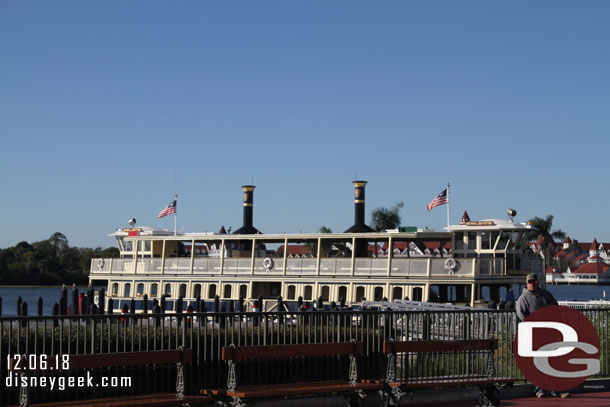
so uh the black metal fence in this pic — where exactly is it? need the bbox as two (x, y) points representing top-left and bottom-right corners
(1, 308), (608, 405)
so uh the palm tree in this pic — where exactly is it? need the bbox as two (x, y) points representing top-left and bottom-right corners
(527, 215), (566, 273)
(370, 202), (404, 232)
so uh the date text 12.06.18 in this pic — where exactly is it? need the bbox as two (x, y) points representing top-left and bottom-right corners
(8, 354), (70, 371)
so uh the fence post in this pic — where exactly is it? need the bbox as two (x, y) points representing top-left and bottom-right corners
(186, 304), (193, 329)
(99, 288), (105, 315)
(277, 296), (283, 325)
(72, 286), (79, 315)
(253, 299), (260, 327)
(59, 296), (66, 316)
(0, 296), (2, 316)
(121, 303), (129, 326)
(52, 303), (59, 328)
(219, 303), (226, 329)
(143, 294), (148, 314)
(160, 295), (166, 314)
(153, 304), (161, 327)
(37, 297), (43, 317)
(176, 296), (183, 327)
(238, 296), (244, 313)
(61, 285), (68, 315)
(17, 296), (22, 316)
(20, 301), (28, 327)
(107, 298), (114, 315)
(214, 295), (220, 325)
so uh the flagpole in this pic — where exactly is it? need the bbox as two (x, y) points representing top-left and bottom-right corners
(446, 183), (450, 229)
(174, 193), (178, 236)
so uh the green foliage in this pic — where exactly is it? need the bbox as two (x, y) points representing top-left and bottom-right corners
(0, 233), (118, 286)
(370, 202), (404, 232)
(526, 215), (566, 244)
(304, 226), (333, 256)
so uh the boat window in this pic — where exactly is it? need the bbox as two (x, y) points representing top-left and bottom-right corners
(223, 284), (232, 299)
(481, 232), (490, 250)
(208, 284), (217, 298)
(136, 283), (144, 296)
(239, 284), (247, 299)
(179, 284), (187, 298)
(151, 283), (158, 297)
(321, 286), (330, 301)
(412, 287), (423, 302)
(143, 240), (151, 252)
(123, 241), (133, 252)
(454, 232), (465, 250)
(193, 284), (201, 298)
(165, 284), (171, 296)
(304, 285), (313, 301)
(287, 285), (296, 300)
(510, 232), (524, 249)
(124, 283), (131, 297)
(112, 283), (119, 296)
(489, 232), (500, 249)
(374, 287), (384, 301)
(497, 232), (510, 250)
(355, 286), (365, 302)
(392, 287), (403, 301)
(338, 286), (347, 302)
(467, 233), (476, 250)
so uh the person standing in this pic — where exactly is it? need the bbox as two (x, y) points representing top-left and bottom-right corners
(515, 273), (569, 398)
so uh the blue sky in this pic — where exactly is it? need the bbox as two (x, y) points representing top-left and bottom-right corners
(1, 1), (609, 249)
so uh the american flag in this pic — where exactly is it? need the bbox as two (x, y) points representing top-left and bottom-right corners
(157, 199), (177, 218)
(426, 188), (448, 211)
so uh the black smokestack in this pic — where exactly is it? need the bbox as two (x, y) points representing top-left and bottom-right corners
(233, 185), (260, 234)
(344, 181), (374, 233)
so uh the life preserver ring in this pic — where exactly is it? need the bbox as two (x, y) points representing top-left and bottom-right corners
(97, 258), (105, 269)
(263, 257), (274, 270)
(444, 258), (457, 270)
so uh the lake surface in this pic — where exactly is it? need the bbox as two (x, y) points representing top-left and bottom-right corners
(0, 284), (607, 316)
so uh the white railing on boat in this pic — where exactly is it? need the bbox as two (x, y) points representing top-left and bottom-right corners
(90, 257), (514, 278)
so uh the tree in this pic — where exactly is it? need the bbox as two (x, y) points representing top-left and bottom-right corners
(370, 202), (404, 232)
(527, 215), (566, 273)
(526, 215), (566, 246)
(304, 226), (333, 256)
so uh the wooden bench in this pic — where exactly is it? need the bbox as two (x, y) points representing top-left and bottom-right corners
(378, 339), (515, 407)
(10, 347), (212, 407)
(202, 341), (383, 407)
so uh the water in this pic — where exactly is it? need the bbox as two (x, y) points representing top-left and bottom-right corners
(546, 284), (608, 302)
(0, 286), (95, 316)
(0, 284), (607, 316)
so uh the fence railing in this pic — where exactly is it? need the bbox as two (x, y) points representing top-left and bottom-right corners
(1, 308), (608, 405)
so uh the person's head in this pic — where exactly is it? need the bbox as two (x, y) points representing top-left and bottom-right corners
(526, 273), (539, 292)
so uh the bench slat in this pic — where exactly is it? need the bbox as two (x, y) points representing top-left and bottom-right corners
(389, 377), (515, 388)
(383, 339), (497, 353)
(228, 381), (382, 398)
(27, 393), (212, 407)
(222, 342), (363, 361)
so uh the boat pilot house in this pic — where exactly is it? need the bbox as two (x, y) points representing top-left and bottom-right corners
(90, 182), (542, 312)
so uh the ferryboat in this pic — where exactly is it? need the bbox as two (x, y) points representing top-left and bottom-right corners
(89, 182), (542, 311)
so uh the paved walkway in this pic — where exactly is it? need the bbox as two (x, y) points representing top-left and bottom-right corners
(422, 391), (610, 407)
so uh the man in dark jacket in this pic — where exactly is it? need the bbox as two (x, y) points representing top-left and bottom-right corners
(516, 273), (557, 322)
(516, 273), (568, 398)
